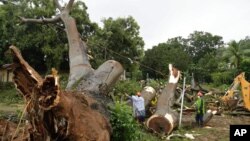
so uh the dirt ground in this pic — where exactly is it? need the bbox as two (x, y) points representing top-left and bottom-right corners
(170, 113), (250, 141)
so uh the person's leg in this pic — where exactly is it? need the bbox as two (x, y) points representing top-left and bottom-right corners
(195, 114), (199, 126)
(200, 114), (204, 127)
(141, 110), (146, 122)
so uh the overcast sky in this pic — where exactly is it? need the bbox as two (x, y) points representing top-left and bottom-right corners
(84, 0), (250, 50)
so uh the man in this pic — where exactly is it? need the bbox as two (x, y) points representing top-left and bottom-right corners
(194, 91), (205, 127)
(126, 92), (145, 122)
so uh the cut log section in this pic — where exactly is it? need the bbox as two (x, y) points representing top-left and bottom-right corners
(141, 86), (156, 108)
(146, 64), (180, 135)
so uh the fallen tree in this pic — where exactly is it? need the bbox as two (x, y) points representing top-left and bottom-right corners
(146, 64), (181, 134)
(146, 65), (217, 135)
(4, 45), (121, 141)
(0, 0), (125, 140)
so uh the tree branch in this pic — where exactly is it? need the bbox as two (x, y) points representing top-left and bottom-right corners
(0, 0), (16, 5)
(19, 15), (61, 24)
(54, 0), (63, 11)
(65, 0), (75, 11)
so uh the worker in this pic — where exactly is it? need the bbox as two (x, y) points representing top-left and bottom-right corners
(126, 92), (145, 123)
(194, 91), (205, 127)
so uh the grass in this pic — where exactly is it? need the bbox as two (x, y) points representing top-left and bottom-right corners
(0, 88), (23, 104)
(0, 83), (24, 122)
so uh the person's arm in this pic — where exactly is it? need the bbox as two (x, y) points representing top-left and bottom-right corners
(125, 93), (132, 99)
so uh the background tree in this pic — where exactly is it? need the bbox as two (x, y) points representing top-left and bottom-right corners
(186, 31), (224, 82)
(0, 0), (96, 72)
(141, 37), (191, 79)
(221, 37), (250, 79)
(0, 0), (21, 66)
(223, 40), (242, 70)
(187, 31), (224, 63)
(88, 16), (144, 74)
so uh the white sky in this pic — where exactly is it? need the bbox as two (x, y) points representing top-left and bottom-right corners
(84, 0), (250, 50)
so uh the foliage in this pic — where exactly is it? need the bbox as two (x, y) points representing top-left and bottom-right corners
(88, 16), (144, 71)
(109, 102), (141, 141)
(0, 0), (20, 66)
(141, 37), (191, 79)
(0, 82), (14, 90)
(58, 72), (69, 89)
(0, 0), (95, 72)
(113, 80), (142, 101)
(211, 71), (234, 86)
(239, 59), (250, 80)
(109, 102), (161, 141)
(195, 53), (220, 82)
(221, 38), (250, 73)
(0, 86), (22, 104)
(222, 40), (242, 70)
(187, 31), (224, 63)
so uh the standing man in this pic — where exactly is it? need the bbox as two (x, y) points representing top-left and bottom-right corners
(126, 92), (146, 123)
(194, 91), (205, 127)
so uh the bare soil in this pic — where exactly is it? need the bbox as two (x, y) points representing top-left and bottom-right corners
(172, 113), (250, 141)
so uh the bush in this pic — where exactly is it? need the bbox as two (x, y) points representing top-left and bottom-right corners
(113, 80), (142, 100)
(110, 102), (141, 141)
(0, 82), (15, 90)
(0, 88), (23, 104)
(58, 73), (69, 89)
(211, 71), (234, 86)
(109, 102), (162, 141)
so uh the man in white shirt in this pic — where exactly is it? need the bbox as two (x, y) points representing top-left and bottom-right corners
(126, 92), (145, 122)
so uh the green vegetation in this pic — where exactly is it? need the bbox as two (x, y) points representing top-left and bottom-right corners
(0, 82), (23, 122)
(0, 82), (22, 104)
(0, 0), (250, 140)
(1, 0), (250, 85)
(109, 102), (161, 141)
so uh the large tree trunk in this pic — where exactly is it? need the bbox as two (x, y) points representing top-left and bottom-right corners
(146, 64), (180, 135)
(20, 0), (124, 93)
(12, 0), (124, 140)
(146, 65), (216, 135)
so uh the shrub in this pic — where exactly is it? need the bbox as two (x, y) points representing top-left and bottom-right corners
(211, 71), (234, 86)
(113, 80), (141, 101)
(0, 82), (15, 90)
(109, 102), (142, 141)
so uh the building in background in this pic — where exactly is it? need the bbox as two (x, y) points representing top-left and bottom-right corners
(0, 64), (13, 82)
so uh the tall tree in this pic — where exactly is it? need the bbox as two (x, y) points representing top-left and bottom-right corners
(187, 31), (224, 63)
(221, 37), (250, 78)
(186, 31), (224, 82)
(141, 37), (191, 79)
(88, 16), (144, 72)
(0, 0), (21, 66)
(223, 40), (242, 69)
(0, 0), (97, 72)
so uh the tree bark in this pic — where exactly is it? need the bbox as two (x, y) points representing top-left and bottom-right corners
(8, 46), (112, 141)
(13, 1), (125, 139)
(146, 64), (180, 135)
(19, 0), (124, 92)
(145, 65), (217, 134)
(141, 86), (156, 108)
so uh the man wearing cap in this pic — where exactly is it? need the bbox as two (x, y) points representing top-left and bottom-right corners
(194, 91), (205, 127)
(126, 92), (145, 122)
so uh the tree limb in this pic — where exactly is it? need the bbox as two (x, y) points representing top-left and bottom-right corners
(54, 0), (63, 11)
(65, 0), (75, 11)
(19, 15), (61, 24)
